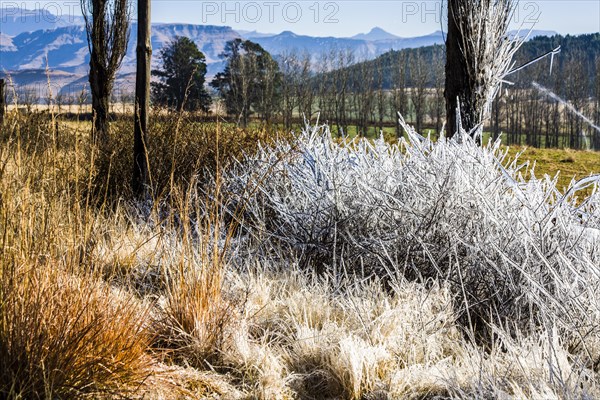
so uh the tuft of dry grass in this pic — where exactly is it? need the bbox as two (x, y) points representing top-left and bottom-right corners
(0, 264), (153, 399)
(0, 109), (153, 399)
(150, 164), (240, 370)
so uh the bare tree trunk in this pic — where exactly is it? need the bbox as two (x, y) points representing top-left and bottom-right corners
(89, 64), (111, 142)
(389, 53), (408, 138)
(0, 79), (5, 126)
(445, 0), (471, 137)
(411, 50), (428, 133)
(280, 51), (298, 130)
(444, 0), (519, 142)
(431, 48), (445, 136)
(133, 0), (151, 198)
(375, 59), (386, 133)
(82, 0), (130, 145)
(297, 53), (314, 123)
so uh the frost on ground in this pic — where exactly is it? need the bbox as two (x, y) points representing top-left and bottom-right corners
(200, 121), (600, 398)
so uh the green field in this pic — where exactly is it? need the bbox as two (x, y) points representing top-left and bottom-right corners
(505, 146), (600, 194)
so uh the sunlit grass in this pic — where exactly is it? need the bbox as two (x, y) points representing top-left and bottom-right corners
(1, 109), (600, 398)
(505, 146), (600, 194)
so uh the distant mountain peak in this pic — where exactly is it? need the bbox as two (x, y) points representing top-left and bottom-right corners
(237, 30), (276, 39)
(352, 27), (400, 41)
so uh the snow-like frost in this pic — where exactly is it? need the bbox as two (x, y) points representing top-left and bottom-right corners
(225, 120), (600, 347)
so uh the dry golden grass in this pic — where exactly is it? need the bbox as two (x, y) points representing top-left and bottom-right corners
(0, 109), (242, 398)
(150, 182), (239, 369)
(0, 265), (153, 399)
(0, 111), (154, 399)
(1, 109), (600, 399)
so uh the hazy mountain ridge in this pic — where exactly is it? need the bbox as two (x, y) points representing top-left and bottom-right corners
(352, 27), (401, 41)
(0, 7), (85, 36)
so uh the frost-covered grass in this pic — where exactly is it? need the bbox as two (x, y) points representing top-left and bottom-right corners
(228, 120), (600, 337)
(1, 111), (600, 399)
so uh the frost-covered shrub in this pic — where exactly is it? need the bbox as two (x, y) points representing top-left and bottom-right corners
(226, 120), (600, 348)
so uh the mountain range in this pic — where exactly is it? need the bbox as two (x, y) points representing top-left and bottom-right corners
(0, 7), (558, 98)
(0, 7), (85, 36)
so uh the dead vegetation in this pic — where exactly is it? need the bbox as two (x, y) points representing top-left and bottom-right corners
(1, 109), (600, 399)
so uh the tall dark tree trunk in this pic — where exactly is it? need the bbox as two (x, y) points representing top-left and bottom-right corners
(0, 79), (5, 126)
(82, 0), (130, 145)
(89, 63), (111, 143)
(133, 0), (151, 198)
(445, 0), (476, 139)
(444, 0), (518, 144)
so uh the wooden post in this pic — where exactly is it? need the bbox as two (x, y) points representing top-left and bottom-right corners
(132, 0), (152, 198)
(0, 79), (5, 126)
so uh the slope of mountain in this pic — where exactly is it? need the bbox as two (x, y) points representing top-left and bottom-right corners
(237, 30), (276, 40)
(252, 30), (372, 55)
(316, 32), (598, 92)
(373, 31), (444, 51)
(147, 23), (238, 67)
(510, 29), (559, 40)
(352, 27), (400, 41)
(251, 30), (446, 60)
(0, 23), (240, 76)
(1, 25), (88, 71)
(0, 33), (16, 51)
(0, 7), (84, 36)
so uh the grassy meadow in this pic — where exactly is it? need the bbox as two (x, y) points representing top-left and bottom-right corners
(1, 110), (600, 399)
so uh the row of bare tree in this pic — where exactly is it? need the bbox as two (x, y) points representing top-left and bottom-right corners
(276, 44), (599, 149)
(277, 48), (445, 137)
(493, 52), (600, 149)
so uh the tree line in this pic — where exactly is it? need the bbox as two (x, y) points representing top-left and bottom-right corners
(151, 31), (600, 149)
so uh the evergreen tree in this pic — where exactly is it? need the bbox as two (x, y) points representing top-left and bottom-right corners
(152, 36), (211, 112)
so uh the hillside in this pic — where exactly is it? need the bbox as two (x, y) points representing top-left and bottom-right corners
(318, 33), (600, 91)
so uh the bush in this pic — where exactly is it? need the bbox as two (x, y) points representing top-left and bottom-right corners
(93, 114), (275, 202)
(0, 264), (152, 399)
(226, 121), (600, 347)
(0, 110), (80, 155)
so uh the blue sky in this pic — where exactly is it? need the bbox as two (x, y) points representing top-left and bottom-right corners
(8, 0), (600, 37)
